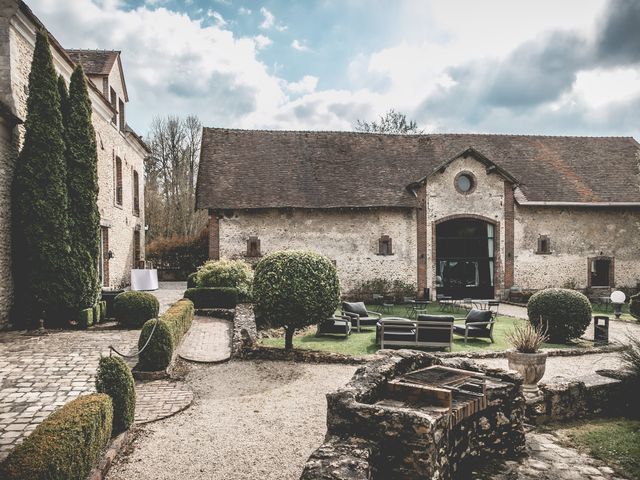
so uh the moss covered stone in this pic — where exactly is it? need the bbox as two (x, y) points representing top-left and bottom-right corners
(114, 291), (159, 328)
(0, 394), (113, 480)
(95, 356), (136, 434)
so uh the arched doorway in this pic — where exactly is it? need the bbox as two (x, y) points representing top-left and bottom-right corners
(435, 218), (495, 299)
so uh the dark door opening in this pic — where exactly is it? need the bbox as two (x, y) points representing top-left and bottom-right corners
(591, 258), (611, 287)
(436, 218), (495, 299)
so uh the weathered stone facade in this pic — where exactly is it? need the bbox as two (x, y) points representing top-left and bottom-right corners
(0, 1), (147, 327)
(216, 208), (417, 292)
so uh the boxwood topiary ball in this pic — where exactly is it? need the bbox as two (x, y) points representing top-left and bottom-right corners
(527, 288), (592, 343)
(113, 291), (159, 328)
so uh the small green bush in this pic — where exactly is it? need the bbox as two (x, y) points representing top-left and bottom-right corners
(78, 307), (93, 329)
(183, 287), (238, 308)
(194, 259), (253, 298)
(527, 288), (592, 343)
(138, 299), (194, 371)
(253, 250), (340, 350)
(0, 393), (112, 480)
(95, 356), (136, 434)
(113, 291), (159, 328)
(93, 303), (100, 324)
(99, 300), (107, 322)
(630, 293), (640, 320)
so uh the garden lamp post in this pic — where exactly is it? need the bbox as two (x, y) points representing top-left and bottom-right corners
(610, 290), (626, 319)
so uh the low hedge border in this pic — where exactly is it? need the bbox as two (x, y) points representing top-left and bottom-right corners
(95, 356), (136, 434)
(137, 299), (194, 371)
(183, 287), (238, 309)
(0, 394), (113, 480)
(114, 291), (160, 329)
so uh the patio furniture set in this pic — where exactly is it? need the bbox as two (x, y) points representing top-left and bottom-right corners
(316, 300), (499, 351)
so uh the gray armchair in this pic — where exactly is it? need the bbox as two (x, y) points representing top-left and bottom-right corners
(452, 309), (495, 344)
(342, 301), (382, 332)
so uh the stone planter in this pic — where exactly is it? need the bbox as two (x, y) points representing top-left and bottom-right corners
(507, 350), (547, 393)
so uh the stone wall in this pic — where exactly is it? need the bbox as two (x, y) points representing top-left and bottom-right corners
(218, 208), (417, 292)
(514, 206), (640, 290)
(302, 351), (525, 480)
(2, 5), (146, 295)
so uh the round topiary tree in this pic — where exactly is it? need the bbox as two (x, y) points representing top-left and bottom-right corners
(630, 293), (640, 321)
(527, 288), (592, 343)
(113, 291), (159, 328)
(95, 356), (135, 434)
(253, 250), (340, 351)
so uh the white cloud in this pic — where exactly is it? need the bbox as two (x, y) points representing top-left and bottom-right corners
(259, 7), (287, 31)
(286, 75), (318, 94)
(207, 10), (227, 27)
(238, 7), (252, 15)
(253, 34), (272, 50)
(259, 7), (275, 29)
(291, 39), (309, 52)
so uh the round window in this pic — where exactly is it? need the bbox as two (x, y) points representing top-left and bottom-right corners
(455, 172), (475, 194)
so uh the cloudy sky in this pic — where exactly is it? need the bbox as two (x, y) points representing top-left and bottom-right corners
(27, 0), (640, 137)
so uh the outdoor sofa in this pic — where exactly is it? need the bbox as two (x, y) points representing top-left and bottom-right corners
(316, 315), (352, 337)
(376, 315), (454, 351)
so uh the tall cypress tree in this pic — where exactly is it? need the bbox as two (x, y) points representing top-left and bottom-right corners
(12, 31), (72, 327)
(66, 65), (100, 310)
(57, 75), (69, 128)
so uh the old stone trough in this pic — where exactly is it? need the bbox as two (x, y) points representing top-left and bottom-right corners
(301, 350), (526, 479)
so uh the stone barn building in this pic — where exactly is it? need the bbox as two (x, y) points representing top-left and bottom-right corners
(196, 128), (640, 300)
(0, 0), (149, 327)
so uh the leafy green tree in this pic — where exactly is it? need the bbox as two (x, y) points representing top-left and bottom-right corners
(354, 108), (423, 134)
(253, 251), (340, 351)
(12, 31), (71, 326)
(65, 65), (101, 310)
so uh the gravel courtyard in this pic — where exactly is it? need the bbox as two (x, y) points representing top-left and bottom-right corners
(106, 360), (357, 480)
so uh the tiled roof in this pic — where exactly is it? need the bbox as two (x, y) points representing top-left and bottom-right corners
(196, 129), (640, 210)
(65, 49), (119, 76)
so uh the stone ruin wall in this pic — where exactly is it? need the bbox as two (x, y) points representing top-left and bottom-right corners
(301, 351), (526, 480)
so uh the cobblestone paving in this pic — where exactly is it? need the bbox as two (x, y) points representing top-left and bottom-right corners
(178, 317), (231, 363)
(477, 431), (627, 479)
(134, 380), (193, 424)
(0, 329), (139, 460)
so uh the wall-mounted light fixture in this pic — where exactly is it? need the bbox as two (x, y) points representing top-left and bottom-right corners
(108, 250), (115, 259)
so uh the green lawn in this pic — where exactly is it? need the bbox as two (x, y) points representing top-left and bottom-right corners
(550, 418), (640, 480)
(591, 302), (634, 321)
(260, 304), (579, 355)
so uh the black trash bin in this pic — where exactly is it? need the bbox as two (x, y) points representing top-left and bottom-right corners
(101, 289), (125, 320)
(593, 315), (609, 346)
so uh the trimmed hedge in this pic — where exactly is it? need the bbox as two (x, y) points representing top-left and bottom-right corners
(78, 307), (93, 329)
(95, 356), (136, 434)
(92, 303), (100, 324)
(0, 393), (113, 480)
(114, 291), (159, 328)
(99, 300), (107, 322)
(630, 293), (640, 320)
(193, 259), (253, 297)
(138, 299), (194, 371)
(183, 287), (238, 309)
(527, 288), (592, 343)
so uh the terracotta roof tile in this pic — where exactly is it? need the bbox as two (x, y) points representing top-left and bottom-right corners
(196, 129), (640, 210)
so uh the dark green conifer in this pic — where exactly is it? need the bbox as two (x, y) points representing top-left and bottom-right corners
(12, 31), (72, 326)
(66, 65), (100, 310)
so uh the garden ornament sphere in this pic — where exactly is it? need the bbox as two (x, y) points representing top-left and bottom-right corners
(610, 290), (626, 319)
(610, 290), (626, 304)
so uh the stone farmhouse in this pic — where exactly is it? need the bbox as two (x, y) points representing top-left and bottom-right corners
(0, 0), (149, 327)
(197, 128), (640, 300)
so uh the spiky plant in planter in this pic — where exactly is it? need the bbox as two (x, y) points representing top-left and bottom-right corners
(507, 321), (549, 393)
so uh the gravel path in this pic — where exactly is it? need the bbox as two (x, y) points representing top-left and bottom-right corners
(476, 352), (624, 383)
(106, 360), (357, 480)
